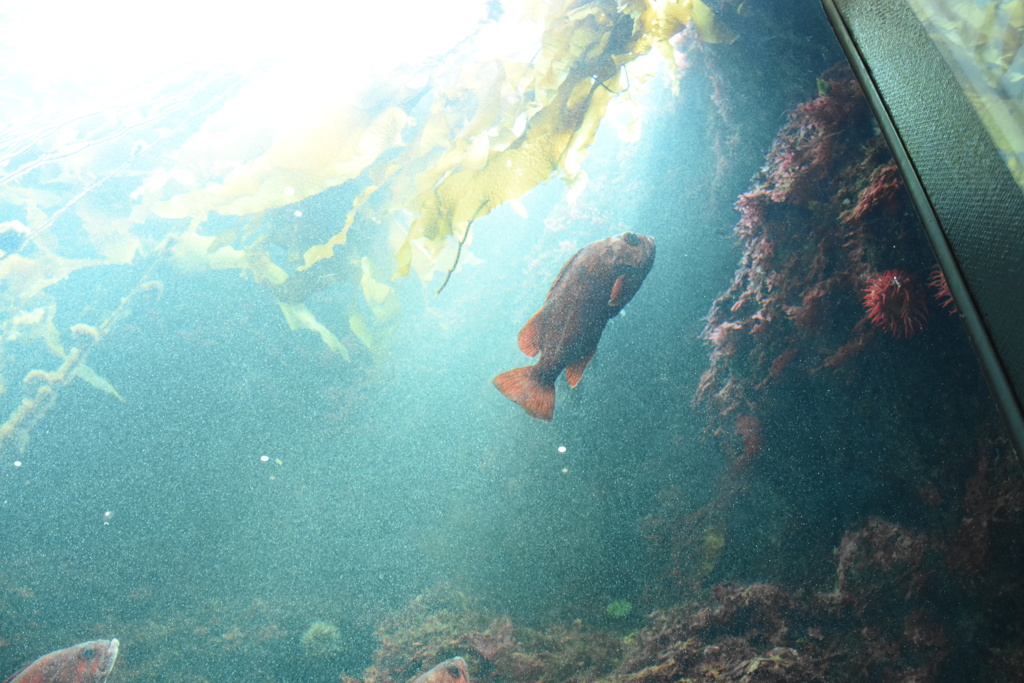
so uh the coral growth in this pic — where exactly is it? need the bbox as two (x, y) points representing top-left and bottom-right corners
(840, 161), (904, 224)
(733, 414), (763, 460)
(462, 618), (516, 661)
(692, 65), (947, 469)
(681, 61), (1018, 635)
(368, 585), (487, 683)
(605, 601), (633, 619)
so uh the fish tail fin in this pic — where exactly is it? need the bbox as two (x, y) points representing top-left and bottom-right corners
(493, 366), (556, 421)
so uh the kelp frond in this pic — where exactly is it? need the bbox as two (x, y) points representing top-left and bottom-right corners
(0, 0), (740, 449)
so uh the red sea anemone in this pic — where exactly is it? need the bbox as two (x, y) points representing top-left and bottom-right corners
(862, 269), (927, 338)
(927, 265), (958, 314)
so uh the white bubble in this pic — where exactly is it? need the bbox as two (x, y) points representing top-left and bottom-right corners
(12, 461), (21, 467)
(293, 210), (303, 218)
(557, 446), (566, 453)
(260, 455), (270, 462)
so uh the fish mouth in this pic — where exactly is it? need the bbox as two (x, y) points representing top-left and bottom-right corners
(98, 639), (119, 676)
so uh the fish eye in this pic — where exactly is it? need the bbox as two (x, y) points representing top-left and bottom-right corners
(83, 648), (96, 660)
(623, 232), (640, 246)
(448, 666), (461, 678)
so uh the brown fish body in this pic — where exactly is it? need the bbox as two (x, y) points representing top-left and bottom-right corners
(410, 658), (470, 683)
(493, 232), (655, 420)
(5, 639), (119, 683)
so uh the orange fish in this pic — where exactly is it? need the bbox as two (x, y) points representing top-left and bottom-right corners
(410, 658), (470, 683)
(4, 639), (118, 683)
(493, 232), (655, 421)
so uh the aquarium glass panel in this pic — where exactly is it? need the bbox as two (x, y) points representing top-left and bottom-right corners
(906, 0), (1024, 190)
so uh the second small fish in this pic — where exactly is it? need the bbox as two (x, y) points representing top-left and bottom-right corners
(4, 639), (119, 683)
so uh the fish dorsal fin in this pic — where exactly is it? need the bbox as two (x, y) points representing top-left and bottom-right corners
(564, 348), (596, 388)
(609, 274), (626, 307)
(549, 249), (583, 295)
(518, 310), (543, 357)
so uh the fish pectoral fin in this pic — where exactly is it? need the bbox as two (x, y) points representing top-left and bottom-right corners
(518, 310), (543, 357)
(564, 349), (596, 388)
(609, 274), (626, 306)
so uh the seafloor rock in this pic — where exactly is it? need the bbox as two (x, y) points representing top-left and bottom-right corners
(605, 517), (965, 682)
(364, 586), (622, 683)
(604, 445), (1024, 683)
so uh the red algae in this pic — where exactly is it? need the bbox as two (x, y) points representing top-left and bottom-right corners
(692, 64), (953, 469)
(927, 265), (958, 314)
(734, 414), (763, 458)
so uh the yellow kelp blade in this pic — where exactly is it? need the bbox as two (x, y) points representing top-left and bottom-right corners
(5, 305), (65, 359)
(359, 257), (398, 320)
(278, 302), (350, 361)
(348, 311), (374, 351)
(347, 308), (391, 364)
(74, 363), (125, 402)
(692, 0), (738, 44)
(150, 0), (732, 301)
(0, 253), (98, 302)
(170, 231), (348, 357)
(170, 230), (288, 287)
(397, 68), (619, 278)
(301, 2), (625, 280)
(300, 224), (352, 272)
(147, 73), (412, 220)
(77, 202), (141, 265)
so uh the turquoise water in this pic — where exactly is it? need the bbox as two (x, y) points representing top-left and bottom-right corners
(1, 1), (1020, 681)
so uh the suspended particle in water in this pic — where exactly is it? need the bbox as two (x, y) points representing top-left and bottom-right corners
(103, 510), (115, 525)
(557, 446), (566, 453)
(12, 461), (21, 467)
(260, 455), (270, 462)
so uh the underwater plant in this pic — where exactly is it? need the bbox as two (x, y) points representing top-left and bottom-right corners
(366, 585), (624, 683)
(300, 620), (343, 658)
(605, 600), (633, 619)
(0, 0), (739, 454)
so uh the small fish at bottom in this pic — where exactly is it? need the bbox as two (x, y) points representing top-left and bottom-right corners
(4, 639), (118, 683)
